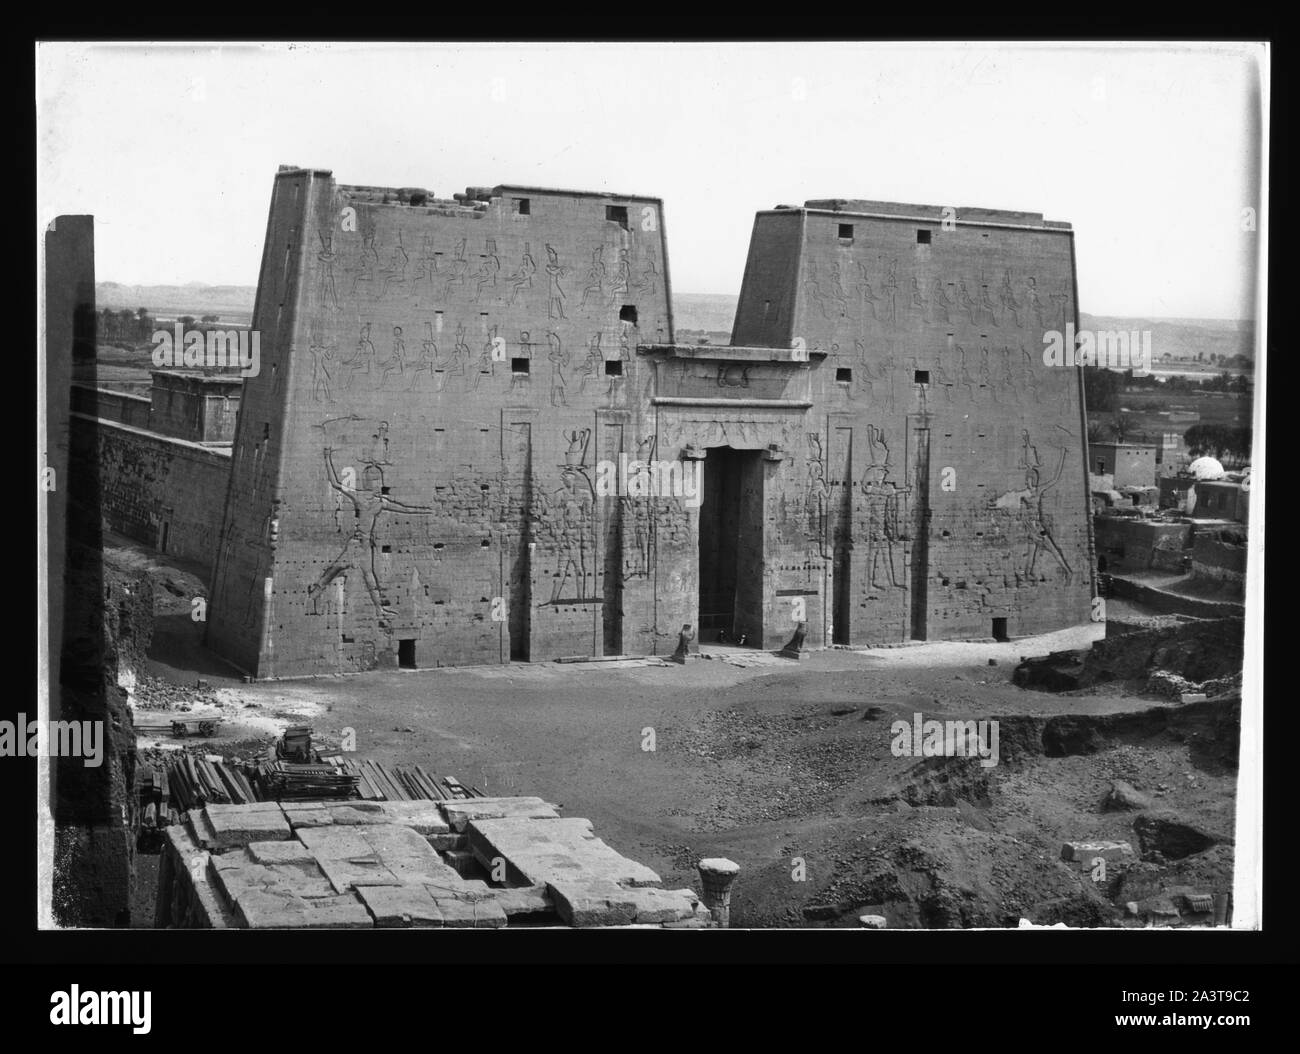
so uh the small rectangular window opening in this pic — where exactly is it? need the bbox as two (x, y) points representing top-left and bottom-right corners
(605, 360), (623, 377)
(606, 205), (629, 229)
(512, 358), (530, 374)
(915, 370), (930, 384)
(516, 198), (530, 215)
(619, 304), (638, 325)
(838, 223), (854, 240)
(916, 229), (932, 244)
(835, 367), (852, 383)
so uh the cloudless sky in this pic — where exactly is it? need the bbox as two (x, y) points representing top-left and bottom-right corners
(37, 41), (1266, 319)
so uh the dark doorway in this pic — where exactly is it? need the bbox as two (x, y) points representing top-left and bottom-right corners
(991, 617), (1008, 643)
(698, 446), (764, 645)
(398, 638), (416, 668)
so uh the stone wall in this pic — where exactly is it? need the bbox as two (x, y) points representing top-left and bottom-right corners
(207, 172), (676, 675)
(1091, 444), (1157, 489)
(73, 413), (230, 566)
(730, 202), (1094, 644)
(1191, 529), (1247, 588)
(148, 371), (243, 443)
(1094, 517), (1191, 574)
(204, 177), (1094, 676)
(70, 385), (151, 429)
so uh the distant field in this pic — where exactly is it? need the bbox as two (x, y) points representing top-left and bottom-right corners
(1088, 386), (1253, 447)
(97, 282), (255, 325)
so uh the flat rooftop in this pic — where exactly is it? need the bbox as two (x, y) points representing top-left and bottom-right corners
(275, 167), (661, 206)
(779, 198), (1070, 230)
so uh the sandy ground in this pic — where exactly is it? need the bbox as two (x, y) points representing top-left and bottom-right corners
(114, 533), (1239, 928)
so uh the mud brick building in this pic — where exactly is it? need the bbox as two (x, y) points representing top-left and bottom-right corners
(207, 171), (1093, 677)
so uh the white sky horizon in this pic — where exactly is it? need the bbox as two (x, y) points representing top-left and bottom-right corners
(38, 41), (1267, 320)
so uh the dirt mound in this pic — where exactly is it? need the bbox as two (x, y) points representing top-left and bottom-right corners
(733, 816), (1113, 929)
(874, 756), (993, 808)
(993, 696), (1239, 769)
(1014, 616), (1244, 691)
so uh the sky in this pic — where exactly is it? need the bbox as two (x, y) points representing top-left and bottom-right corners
(37, 41), (1267, 319)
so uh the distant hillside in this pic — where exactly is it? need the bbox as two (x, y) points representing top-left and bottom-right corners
(1079, 314), (1254, 365)
(97, 282), (255, 321)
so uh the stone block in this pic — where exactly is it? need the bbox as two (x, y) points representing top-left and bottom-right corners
(357, 884), (444, 927)
(360, 824), (465, 886)
(161, 824), (239, 928)
(492, 885), (554, 917)
(315, 856), (402, 894)
(209, 851), (336, 904)
(188, 809), (220, 850)
(621, 886), (702, 924)
(234, 890), (373, 929)
(375, 800), (450, 834)
(429, 832), (468, 852)
(295, 825), (377, 859)
(282, 805), (335, 829)
(198, 803), (291, 849)
(439, 796), (562, 832)
(467, 816), (660, 889)
(547, 878), (638, 927)
(1060, 841), (1135, 864)
(431, 892), (508, 928)
(247, 840), (318, 865)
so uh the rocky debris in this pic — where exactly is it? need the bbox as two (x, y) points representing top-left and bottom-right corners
(992, 697), (1240, 765)
(129, 671), (222, 713)
(1015, 617), (1244, 694)
(877, 756), (993, 808)
(1012, 649), (1087, 691)
(1147, 669), (1243, 700)
(1103, 780), (1152, 812)
(662, 704), (872, 827)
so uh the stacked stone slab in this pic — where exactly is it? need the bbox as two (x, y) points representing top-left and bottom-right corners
(155, 797), (710, 929)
